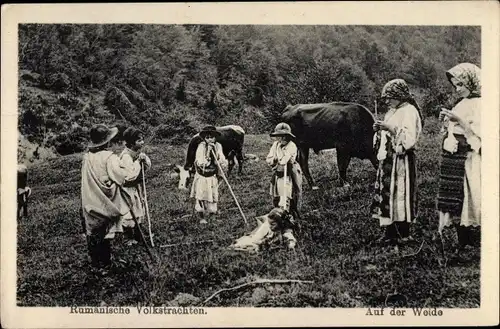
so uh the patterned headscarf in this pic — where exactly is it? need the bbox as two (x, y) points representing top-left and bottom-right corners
(446, 63), (481, 98)
(381, 79), (412, 102)
(380, 78), (424, 125)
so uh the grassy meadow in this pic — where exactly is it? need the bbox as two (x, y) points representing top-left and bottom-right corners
(17, 117), (480, 308)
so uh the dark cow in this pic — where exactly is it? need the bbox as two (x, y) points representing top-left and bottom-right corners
(173, 125), (245, 190)
(281, 102), (377, 190)
(17, 164), (32, 219)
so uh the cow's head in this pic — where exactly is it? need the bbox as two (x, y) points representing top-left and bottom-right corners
(170, 164), (192, 191)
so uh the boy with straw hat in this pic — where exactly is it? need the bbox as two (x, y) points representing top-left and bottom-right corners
(265, 122), (303, 248)
(266, 122), (303, 217)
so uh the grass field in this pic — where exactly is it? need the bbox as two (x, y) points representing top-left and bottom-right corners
(17, 117), (480, 308)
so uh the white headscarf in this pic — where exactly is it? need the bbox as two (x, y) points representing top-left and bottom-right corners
(446, 63), (481, 97)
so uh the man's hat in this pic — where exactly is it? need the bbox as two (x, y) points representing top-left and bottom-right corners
(199, 125), (221, 138)
(270, 122), (295, 138)
(88, 124), (118, 149)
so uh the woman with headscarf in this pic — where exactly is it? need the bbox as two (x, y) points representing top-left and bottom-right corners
(437, 63), (481, 253)
(371, 79), (423, 249)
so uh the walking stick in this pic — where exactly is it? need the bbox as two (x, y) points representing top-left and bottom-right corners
(141, 163), (154, 247)
(281, 160), (288, 210)
(210, 149), (248, 226)
(374, 99), (378, 118)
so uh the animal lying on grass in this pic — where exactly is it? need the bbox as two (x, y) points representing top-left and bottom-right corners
(229, 207), (299, 253)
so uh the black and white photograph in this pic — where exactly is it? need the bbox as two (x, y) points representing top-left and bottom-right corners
(2, 2), (499, 328)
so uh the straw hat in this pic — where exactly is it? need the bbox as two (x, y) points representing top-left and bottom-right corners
(88, 124), (118, 149)
(270, 122), (295, 138)
(199, 125), (221, 138)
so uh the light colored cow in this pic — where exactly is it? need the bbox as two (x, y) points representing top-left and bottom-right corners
(170, 164), (192, 191)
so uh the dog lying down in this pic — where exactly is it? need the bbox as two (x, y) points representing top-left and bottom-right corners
(229, 207), (297, 253)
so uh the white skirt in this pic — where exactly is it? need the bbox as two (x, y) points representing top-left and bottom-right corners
(190, 173), (219, 203)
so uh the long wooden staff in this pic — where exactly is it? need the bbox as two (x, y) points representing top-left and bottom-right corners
(141, 162), (154, 247)
(210, 148), (248, 226)
(119, 187), (156, 263)
(281, 160), (288, 210)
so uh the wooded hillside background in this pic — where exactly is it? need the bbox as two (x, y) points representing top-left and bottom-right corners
(18, 24), (480, 156)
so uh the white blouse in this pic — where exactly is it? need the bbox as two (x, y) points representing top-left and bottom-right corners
(195, 141), (227, 168)
(266, 141), (298, 166)
(447, 97), (481, 153)
(119, 148), (151, 183)
(377, 102), (422, 160)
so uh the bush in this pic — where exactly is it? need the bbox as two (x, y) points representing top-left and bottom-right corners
(19, 70), (41, 86)
(104, 86), (136, 123)
(47, 73), (71, 91)
(154, 108), (199, 144)
(17, 25), (480, 154)
(18, 132), (57, 164)
(154, 122), (197, 144)
(51, 126), (89, 155)
(420, 82), (457, 118)
(20, 108), (45, 139)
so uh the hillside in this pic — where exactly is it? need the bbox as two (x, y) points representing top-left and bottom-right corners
(17, 120), (480, 307)
(18, 24), (480, 158)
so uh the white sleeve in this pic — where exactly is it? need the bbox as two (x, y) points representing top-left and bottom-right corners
(194, 143), (208, 166)
(106, 154), (128, 186)
(394, 106), (422, 152)
(266, 142), (278, 166)
(278, 142), (297, 165)
(216, 143), (228, 166)
(143, 154), (152, 168)
(119, 153), (142, 182)
(464, 102), (481, 153)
